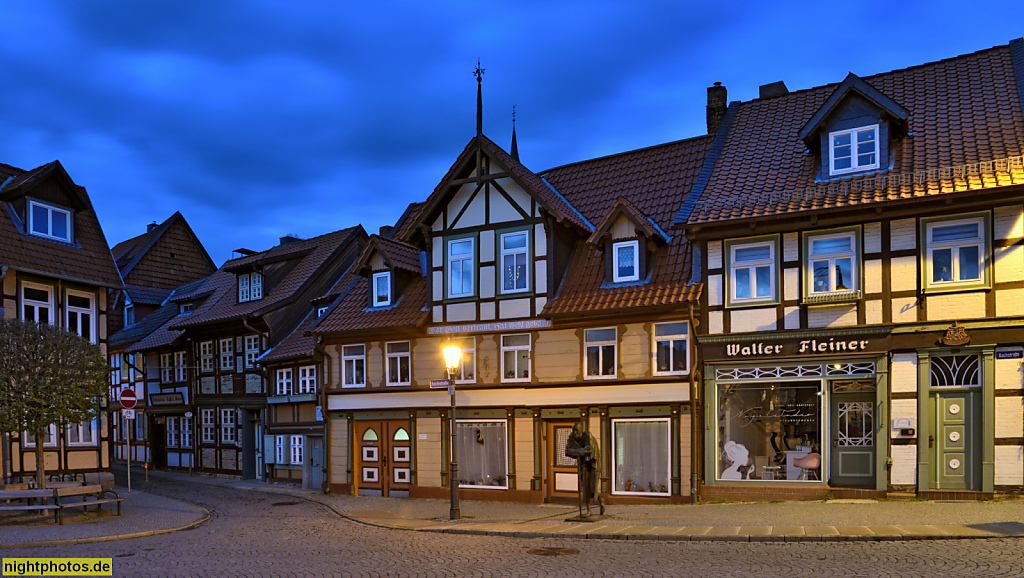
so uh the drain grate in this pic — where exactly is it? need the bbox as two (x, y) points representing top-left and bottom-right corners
(271, 501), (302, 506)
(527, 547), (579, 556)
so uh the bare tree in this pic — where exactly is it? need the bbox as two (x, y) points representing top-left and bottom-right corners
(0, 319), (107, 489)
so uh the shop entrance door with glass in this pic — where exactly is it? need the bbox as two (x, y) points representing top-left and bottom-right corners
(546, 422), (579, 502)
(829, 380), (875, 487)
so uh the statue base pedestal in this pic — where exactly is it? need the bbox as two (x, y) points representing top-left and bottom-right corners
(564, 514), (608, 523)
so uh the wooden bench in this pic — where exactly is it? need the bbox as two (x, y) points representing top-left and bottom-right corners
(54, 485), (124, 525)
(0, 483), (31, 491)
(0, 489), (60, 523)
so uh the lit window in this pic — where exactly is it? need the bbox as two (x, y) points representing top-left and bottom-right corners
(21, 283), (53, 325)
(452, 337), (476, 383)
(342, 345), (366, 388)
(612, 418), (670, 495)
(612, 240), (640, 283)
(500, 231), (529, 293)
(298, 365), (316, 394)
(500, 334), (530, 382)
(219, 338), (234, 371)
(807, 231), (858, 296)
(585, 328), (617, 379)
(728, 240), (776, 304)
(28, 199), (71, 242)
(221, 408), (236, 444)
(386, 341), (411, 386)
(456, 421), (508, 489)
(276, 368), (293, 396)
(200, 341), (214, 373)
(66, 291), (94, 343)
(244, 335), (260, 368)
(653, 322), (689, 375)
(373, 272), (391, 306)
(829, 125), (879, 175)
(447, 238), (474, 298)
(925, 217), (986, 289)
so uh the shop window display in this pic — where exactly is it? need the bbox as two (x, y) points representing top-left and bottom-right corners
(717, 381), (822, 481)
(456, 421), (508, 489)
(613, 419), (670, 495)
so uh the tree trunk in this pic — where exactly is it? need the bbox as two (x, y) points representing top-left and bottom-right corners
(34, 427), (46, 490)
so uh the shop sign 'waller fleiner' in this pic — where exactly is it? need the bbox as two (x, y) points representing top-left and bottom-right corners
(725, 338), (872, 358)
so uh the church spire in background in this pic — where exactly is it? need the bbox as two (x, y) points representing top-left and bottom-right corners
(474, 60), (485, 136)
(511, 105), (519, 161)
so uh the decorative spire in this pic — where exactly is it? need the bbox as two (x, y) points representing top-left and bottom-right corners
(474, 60), (485, 136)
(510, 105), (519, 161)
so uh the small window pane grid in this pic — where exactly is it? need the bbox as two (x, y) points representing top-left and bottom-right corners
(275, 435), (285, 464)
(291, 435), (304, 464)
(28, 199), (71, 242)
(161, 353), (173, 383)
(221, 409), (236, 444)
(110, 354), (121, 386)
(808, 232), (857, 296)
(238, 272), (263, 303)
(298, 366), (316, 394)
(342, 345), (366, 387)
(830, 125), (879, 175)
(926, 218), (985, 288)
(200, 341), (214, 372)
(201, 409), (215, 444)
(585, 328), (616, 379)
(613, 419), (671, 495)
(67, 420), (97, 446)
(501, 334), (530, 382)
(386, 341), (411, 385)
(554, 427), (576, 467)
(930, 355), (981, 388)
(180, 416), (192, 448)
(500, 231), (529, 293)
(166, 417), (180, 448)
(825, 362), (875, 376)
(21, 283), (53, 324)
(837, 402), (874, 447)
(653, 322), (689, 375)
(66, 291), (94, 343)
(456, 421), (508, 489)
(244, 335), (260, 368)
(612, 240), (640, 283)
(373, 272), (391, 306)
(220, 339), (233, 371)
(729, 241), (776, 303)
(453, 337), (476, 383)
(831, 379), (876, 393)
(276, 369), (293, 395)
(717, 362), (877, 382)
(174, 351), (187, 382)
(448, 238), (474, 298)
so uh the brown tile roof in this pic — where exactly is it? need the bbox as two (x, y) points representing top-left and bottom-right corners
(121, 277), (210, 352)
(170, 227), (361, 330)
(587, 195), (669, 246)
(0, 161), (123, 288)
(312, 275), (428, 335)
(260, 309), (318, 364)
(356, 235), (422, 275)
(539, 136), (712, 316)
(687, 43), (1024, 225)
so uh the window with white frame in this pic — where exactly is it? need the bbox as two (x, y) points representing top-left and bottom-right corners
(291, 435), (304, 465)
(317, 306), (328, 317)
(221, 408), (236, 444)
(653, 321), (689, 375)
(807, 231), (858, 296)
(612, 418), (670, 496)
(200, 341), (214, 373)
(373, 272), (391, 306)
(386, 341), (411, 385)
(452, 337), (476, 383)
(728, 240), (776, 304)
(23, 424), (57, 447)
(238, 272), (263, 302)
(447, 238), (474, 298)
(28, 199), (71, 242)
(612, 240), (640, 283)
(21, 283), (53, 324)
(298, 365), (316, 394)
(167, 417), (180, 448)
(500, 231), (529, 293)
(500, 334), (530, 382)
(219, 338), (233, 371)
(925, 216), (986, 289)
(66, 291), (94, 343)
(174, 351), (187, 382)
(67, 420), (97, 446)
(585, 328), (617, 378)
(456, 421), (508, 488)
(179, 302), (194, 315)
(124, 302), (134, 328)
(180, 415), (192, 448)
(276, 368), (293, 396)
(201, 409), (215, 443)
(342, 345), (365, 387)
(275, 435), (286, 464)
(829, 125), (879, 175)
(244, 335), (260, 368)
(110, 354), (122, 387)
(161, 353), (173, 383)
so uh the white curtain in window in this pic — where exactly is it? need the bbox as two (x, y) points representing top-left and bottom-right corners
(456, 422), (507, 488)
(614, 420), (669, 494)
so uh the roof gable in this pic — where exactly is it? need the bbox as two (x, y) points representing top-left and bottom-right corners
(587, 196), (669, 246)
(798, 72), (910, 149)
(0, 161), (90, 211)
(353, 234), (422, 276)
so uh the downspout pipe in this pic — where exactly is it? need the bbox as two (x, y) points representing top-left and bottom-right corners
(313, 338), (331, 494)
(687, 300), (700, 502)
(1, 266), (9, 481)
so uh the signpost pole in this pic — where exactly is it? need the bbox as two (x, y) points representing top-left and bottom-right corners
(127, 416), (131, 494)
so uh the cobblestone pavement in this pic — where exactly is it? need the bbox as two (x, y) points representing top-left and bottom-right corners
(5, 475), (1024, 577)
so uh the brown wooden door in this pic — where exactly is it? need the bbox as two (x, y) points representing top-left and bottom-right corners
(355, 420), (412, 497)
(546, 422), (579, 502)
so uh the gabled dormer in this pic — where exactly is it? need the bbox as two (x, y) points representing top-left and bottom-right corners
(799, 73), (910, 180)
(0, 161), (90, 246)
(587, 196), (669, 285)
(353, 235), (423, 309)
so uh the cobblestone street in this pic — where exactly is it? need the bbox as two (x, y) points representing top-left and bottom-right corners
(3, 475), (1024, 577)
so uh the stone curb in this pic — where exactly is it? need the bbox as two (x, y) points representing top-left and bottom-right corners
(0, 507), (212, 550)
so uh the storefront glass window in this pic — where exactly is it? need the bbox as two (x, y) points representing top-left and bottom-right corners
(717, 381), (822, 481)
(456, 421), (508, 489)
(613, 419), (670, 495)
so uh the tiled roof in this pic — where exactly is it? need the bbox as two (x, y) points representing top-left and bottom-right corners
(170, 227), (361, 330)
(587, 195), (668, 246)
(124, 285), (171, 306)
(358, 235), (423, 275)
(0, 161), (123, 288)
(118, 277), (210, 351)
(687, 42), (1024, 225)
(260, 309), (317, 364)
(312, 275), (428, 335)
(539, 135), (712, 316)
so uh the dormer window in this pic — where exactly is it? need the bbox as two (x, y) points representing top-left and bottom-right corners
(317, 306), (328, 318)
(373, 271), (391, 307)
(179, 302), (194, 315)
(829, 125), (879, 175)
(612, 240), (639, 283)
(28, 199), (71, 242)
(238, 272), (263, 302)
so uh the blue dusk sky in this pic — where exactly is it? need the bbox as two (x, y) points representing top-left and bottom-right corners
(1, 1), (1022, 264)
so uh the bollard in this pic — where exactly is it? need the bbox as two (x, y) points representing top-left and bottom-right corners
(145, 462), (149, 482)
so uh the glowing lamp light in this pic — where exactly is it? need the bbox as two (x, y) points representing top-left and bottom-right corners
(443, 344), (462, 376)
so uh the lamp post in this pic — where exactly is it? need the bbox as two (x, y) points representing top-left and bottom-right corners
(442, 343), (462, 520)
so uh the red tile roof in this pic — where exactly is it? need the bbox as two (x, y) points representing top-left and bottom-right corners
(260, 309), (317, 364)
(312, 275), (428, 335)
(356, 235), (422, 275)
(687, 43), (1024, 225)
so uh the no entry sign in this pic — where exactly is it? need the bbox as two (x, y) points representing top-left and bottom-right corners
(119, 389), (137, 409)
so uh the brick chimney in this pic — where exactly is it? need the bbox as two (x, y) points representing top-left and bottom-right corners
(759, 81), (789, 99)
(707, 82), (727, 135)
(379, 225), (393, 238)
(147, 221), (158, 232)
(279, 234), (302, 246)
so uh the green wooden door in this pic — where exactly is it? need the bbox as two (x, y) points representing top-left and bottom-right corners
(829, 392), (875, 487)
(933, 392), (979, 490)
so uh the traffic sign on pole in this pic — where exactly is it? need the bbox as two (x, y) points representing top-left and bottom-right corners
(119, 389), (137, 409)
(121, 408), (136, 420)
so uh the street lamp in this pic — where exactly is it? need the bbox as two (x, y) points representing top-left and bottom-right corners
(442, 343), (462, 520)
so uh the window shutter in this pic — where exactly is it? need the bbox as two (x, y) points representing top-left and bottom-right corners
(265, 434), (277, 465)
